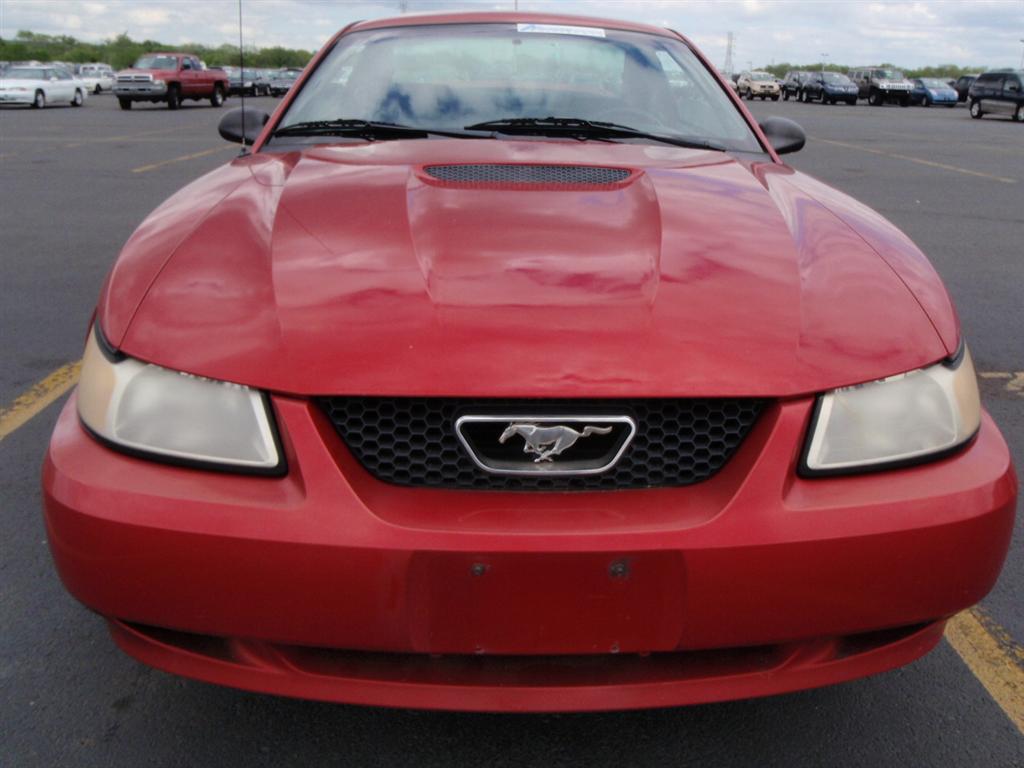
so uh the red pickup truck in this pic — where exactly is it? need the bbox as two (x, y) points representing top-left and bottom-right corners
(114, 52), (229, 110)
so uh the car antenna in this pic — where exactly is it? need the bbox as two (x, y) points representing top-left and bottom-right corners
(237, 0), (248, 156)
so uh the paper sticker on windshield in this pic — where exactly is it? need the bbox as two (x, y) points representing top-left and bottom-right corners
(516, 23), (606, 38)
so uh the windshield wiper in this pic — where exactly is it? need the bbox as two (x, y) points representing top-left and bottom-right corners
(462, 117), (726, 151)
(272, 119), (482, 141)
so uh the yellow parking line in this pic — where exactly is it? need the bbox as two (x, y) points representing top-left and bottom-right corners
(812, 138), (1018, 184)
(64, 126), (181, 149)
(0, 361), (80, 441)
(946, 607), (1024, 735)
(132, 145), (235, 174)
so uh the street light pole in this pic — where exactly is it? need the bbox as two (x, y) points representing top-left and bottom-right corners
(1019, 39), (1023, 69)
(821, 53), (829, 74)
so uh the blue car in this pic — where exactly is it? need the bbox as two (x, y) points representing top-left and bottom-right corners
(911, 78), (958, 107)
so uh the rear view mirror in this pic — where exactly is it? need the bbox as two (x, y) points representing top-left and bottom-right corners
(759, 116), (806, 155)
(218, 108), (271, 145)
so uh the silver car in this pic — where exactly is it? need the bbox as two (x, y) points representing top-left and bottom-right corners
(0, 65), (87, 108)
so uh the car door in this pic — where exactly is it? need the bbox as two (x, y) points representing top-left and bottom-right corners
(178, 56), (195, 95)
(1002, 76), (1022, 114)
(981, 76), (1004, 112)
(57, 68), (76, 101)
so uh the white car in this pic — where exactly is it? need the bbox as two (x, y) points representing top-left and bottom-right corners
(78, 64), (115, 94)
(0, 65), (88, 108)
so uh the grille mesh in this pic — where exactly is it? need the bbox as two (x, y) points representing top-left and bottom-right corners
(319, 398), (764, 491)
(424, 164), (630, 187)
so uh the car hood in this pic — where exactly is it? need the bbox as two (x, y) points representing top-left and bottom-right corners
(99, 139), (956, 398)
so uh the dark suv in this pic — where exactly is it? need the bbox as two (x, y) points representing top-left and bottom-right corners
(801, 71), (859, 104)
(954, 74), (979, 102)
(781, 70), (811, 100)
(968, 71), (1024, 121)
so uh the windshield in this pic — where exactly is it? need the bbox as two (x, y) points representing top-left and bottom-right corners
(750, 72), (772, 81)
(278, 23), (761, 152)
(872, 69), (903, 80)
(4, 67), (47, 80)
(822, 73), (850, 84)
(134, 55), (178, 70)
(920, 78), (947, 88)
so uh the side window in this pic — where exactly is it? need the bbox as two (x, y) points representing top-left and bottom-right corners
(191, 58), (202, 71)
(1005, 78), (1021, 95)
(181, 58), (191, 70)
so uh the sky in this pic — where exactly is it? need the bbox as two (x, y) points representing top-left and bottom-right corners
(2, 0), (1023, 70)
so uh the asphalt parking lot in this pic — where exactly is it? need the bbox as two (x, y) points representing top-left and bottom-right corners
(1, 94), (1021, 766)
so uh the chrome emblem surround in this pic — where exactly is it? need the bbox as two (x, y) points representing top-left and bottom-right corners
(455, 415), (636, 476)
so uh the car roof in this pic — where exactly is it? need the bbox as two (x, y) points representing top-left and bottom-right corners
(350, 10), (677, 39)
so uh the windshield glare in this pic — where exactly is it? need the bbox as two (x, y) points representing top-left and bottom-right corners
(134, 56), (178, 70)
(278, 23), (761, 152)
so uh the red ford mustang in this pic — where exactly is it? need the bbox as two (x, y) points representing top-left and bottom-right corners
(43, 12), (1016, 712)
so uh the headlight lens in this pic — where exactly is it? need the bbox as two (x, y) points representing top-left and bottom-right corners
(77, 326), (283, 473)
(802, 345), (980, 474)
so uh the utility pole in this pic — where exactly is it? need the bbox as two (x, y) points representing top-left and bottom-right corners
(723, 31), (734, 76)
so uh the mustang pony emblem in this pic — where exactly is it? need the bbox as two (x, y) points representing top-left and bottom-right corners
(499, 423), (613, 463)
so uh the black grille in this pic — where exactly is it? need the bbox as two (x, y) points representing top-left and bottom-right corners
(318, 398), (764, 491)
(424, 164), (630, 186)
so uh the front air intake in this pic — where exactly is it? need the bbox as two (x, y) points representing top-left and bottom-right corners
(424, 164), (631, 188)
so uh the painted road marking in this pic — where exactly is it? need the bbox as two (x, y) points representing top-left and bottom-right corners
(64, 127), (181, 149)
(813, 138), (1018, 185)
(980, 371), (1024, 397)
(0, 362), (80, 441)
(132, 145), (235, 174)
(946, 607), (1024, 735)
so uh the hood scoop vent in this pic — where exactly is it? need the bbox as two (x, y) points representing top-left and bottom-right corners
(423, 164), (632, 189)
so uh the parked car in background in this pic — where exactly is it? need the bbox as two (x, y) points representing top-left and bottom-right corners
(114, 53), (228, 110)
(269, 68), (302, 96)
(79, 64), (115, 94)
(0, 64), (86, 108)
(911, 78), (957, 107)
(781, 70), (812, 100)
(849, 67), (914, 106)
(954, 74), (979, 102)
(224, 66), (270, 96)
(736, 70), (780, 100)
(968, 70), (1024, 121)
(801, 71), (858, 104)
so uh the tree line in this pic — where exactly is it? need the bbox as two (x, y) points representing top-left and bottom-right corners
(0, 30), (313, 70)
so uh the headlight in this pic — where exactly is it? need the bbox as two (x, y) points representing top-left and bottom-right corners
(77, 325), (283, 474)
(802, 344), (980, 475)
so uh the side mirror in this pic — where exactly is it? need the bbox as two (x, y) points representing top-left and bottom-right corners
(759, 116), (806, 156)
(218, 107), (271, 145)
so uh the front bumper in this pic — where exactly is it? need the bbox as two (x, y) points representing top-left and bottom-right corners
(113, 83), (167, 97)
(0, 92), (36, 104)
(43, 394), (1016, 710)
